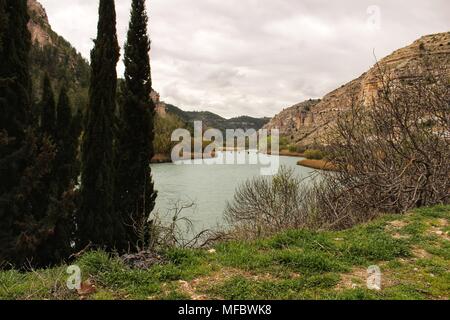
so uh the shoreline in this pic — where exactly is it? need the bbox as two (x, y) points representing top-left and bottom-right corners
(266, 150), (306, 157)
(297, 159), (336, 171)
(151, 149), (307, 164)
(151, 152), (217, 164)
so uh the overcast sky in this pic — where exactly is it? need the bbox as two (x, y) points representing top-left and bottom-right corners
(39, 0), (449, 118)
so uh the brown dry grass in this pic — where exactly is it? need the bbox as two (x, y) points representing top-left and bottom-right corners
(297, 159), (336, 171)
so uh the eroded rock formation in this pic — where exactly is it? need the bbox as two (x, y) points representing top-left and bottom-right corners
(265, 32), (450, 146)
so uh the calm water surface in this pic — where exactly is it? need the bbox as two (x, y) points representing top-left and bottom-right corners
(151, 151), (316, 231)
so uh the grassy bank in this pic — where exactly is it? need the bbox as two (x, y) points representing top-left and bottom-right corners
(0, 206), (448, 300)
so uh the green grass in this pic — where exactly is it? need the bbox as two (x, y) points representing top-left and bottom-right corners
(0, 205), (449, 300)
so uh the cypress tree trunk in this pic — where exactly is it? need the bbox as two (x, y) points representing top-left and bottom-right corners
(78, 0), (123, 250)
(115, 0), (157, 252)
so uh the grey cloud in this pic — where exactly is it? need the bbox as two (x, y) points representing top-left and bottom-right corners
(40, 0), (450, 118)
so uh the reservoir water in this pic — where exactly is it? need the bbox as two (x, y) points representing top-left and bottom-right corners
(151, 151), (316, 231)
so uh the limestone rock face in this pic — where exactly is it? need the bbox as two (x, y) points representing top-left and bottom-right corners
(265, 32), (450, 146)
(150, 90), (167, 117)
(264, 99), (321, 140)
(26, 0), (90, 102)
(27, 0), (52, 46)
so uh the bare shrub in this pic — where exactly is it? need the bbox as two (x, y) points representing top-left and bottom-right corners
(131, 200), (219, 252)
(226, 60), (449, 235)
(316, 60), (450, 228)
(224, 166), (316, 239)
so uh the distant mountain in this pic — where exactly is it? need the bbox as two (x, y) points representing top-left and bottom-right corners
(264, 32), (450, 146)
(164, 103), (270, 132)
(149, 90), (270, 132)
(27, 0), (90, 108)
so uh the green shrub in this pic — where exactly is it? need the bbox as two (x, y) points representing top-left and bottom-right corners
(304, 149), (326, 160)
(154, 113), (187, 154)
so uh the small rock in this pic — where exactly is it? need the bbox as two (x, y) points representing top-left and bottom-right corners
(207, 249), (217, 254)
(120, 250), (165, 270)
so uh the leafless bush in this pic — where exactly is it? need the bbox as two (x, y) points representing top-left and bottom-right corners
(224, 166), (317, 239)
(226, 60), (449, 235)
(131, 199), (219, 251)
(316, 60), (450, 227)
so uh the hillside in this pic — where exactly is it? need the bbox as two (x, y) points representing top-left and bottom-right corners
(0, 205), (448, 300)
(27, 0), (90, 108)
(265, 32), (450, 146)
(163, 103), (270, 133)
(150, 89), (269, 132)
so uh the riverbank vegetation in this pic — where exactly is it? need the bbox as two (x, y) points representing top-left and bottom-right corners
(0, 205), (448, 300)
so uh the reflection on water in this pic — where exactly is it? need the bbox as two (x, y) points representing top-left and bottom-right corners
(151, 151), (316, 231)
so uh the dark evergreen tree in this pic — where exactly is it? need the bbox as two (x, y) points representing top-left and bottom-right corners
(78, 0), (123, 250)
(0, 1), (77, 268)
(0, 0), (61, 267)
(0, 0), (31, 137)
(0, 0), (32, 267)
(67, 108), (83, 187)
(40, 74), (56, 138)
(37, 87), (81, 265)
(115, 0), (157, 251)
(55, 86), (74, 193)
(0, 0), (6, 53)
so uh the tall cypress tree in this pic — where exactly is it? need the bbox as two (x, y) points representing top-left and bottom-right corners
(0, 0), (65, 267)
(115, 0), (157, 251)
(0, 0), (31, 137)
(78, 0), (122, 250)
(0, 0), (32, 266)
(40, 74), (56, 138)
(36, 86), (81, 265)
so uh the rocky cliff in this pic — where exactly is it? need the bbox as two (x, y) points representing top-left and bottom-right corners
(265, 32), (450, 146)
(27, 0), (90, 105)
(27, 0), (52, 46)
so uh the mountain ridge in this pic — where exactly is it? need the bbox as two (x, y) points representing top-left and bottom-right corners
(151, 90), (270, 132)
(264, 31), (450, 146)
(27, 0), (90, 109)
